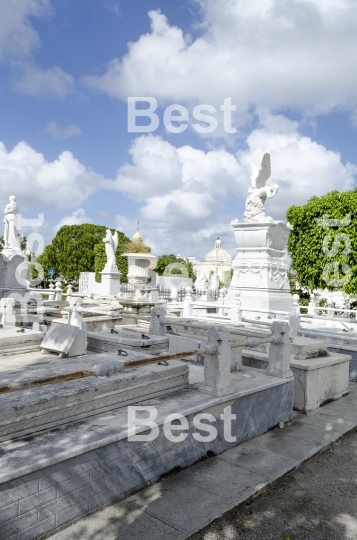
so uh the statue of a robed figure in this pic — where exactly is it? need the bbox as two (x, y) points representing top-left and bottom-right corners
(3, 196), (21, 252)
(0, 196), (29, 297)
(103, 229), (119, 270)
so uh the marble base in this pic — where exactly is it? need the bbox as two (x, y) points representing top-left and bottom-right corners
(228, 220), (293, 313)
(0, 361), (188, 442)
(0, 251), (30, 299)
(291, 353), (350, 412)
(242, 347), (351, 412)
(0, 368), (293, 540)
(100, 269), (121, 296)
(0, 327), (45, 356)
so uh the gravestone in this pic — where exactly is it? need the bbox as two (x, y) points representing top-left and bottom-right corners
(41, 322), (86, 357)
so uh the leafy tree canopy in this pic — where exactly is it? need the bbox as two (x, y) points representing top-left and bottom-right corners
(287, 189), (357, 294)
(37, 224), (129, 282)
(154, 254), (196, 280)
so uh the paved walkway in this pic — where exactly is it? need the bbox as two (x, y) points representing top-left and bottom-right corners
(49, 384), (357, 540)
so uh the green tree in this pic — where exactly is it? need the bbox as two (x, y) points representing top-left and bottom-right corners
(37, 224), (129, 282)
(287, 189), (357, 294)
(154, 254), (179, 275)
(154, 254), (196, 280)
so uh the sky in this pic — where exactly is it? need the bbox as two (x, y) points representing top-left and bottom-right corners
(1, 0), (357, 260)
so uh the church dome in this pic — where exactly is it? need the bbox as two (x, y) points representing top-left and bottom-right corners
(132, 230), (143, 244)
(204, 238), (231, 263)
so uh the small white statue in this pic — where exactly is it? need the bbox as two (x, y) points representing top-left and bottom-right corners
(210, 267), (220, 291)
(244, 153), (279, 223)
(194, 266), (207, 288)
(3, 196), (21, 251)
(103, 229), (119, 269)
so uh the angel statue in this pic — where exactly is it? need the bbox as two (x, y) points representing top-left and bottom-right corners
(3, 195), (21, 252)
(103, 229), (119, 269)
(243, 153), (279, 223)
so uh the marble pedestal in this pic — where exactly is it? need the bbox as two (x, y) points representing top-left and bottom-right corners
(228, 220), (293, 313)
(0, 250), (30, 299)
(0, 367), (293, 540)
(100, 265), (121, 296)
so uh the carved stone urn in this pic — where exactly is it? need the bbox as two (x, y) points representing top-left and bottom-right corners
(123, 253), (156, 300)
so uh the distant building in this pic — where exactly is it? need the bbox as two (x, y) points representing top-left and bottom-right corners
(190, 238), (233, 288)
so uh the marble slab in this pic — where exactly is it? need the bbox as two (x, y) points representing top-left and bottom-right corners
(87, 329), (169, 355)
(41, 322), (86, 357)
(0, 327), (44, 356)
(290, 336), (329, 360)
(0, 361), (189, 442)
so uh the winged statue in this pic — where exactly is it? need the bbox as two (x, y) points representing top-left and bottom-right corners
(103, 229), (119, 269)
(244, 153), (279, 223)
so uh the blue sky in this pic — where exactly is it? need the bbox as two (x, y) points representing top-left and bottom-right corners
(0, 0), (357, 259)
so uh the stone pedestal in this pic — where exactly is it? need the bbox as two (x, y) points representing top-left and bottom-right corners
(100, 265), (121, 296)
(228, 220), (293, 313)
(0, 250), (30, 299)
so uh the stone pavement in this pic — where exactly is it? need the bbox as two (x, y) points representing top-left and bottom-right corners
(49, 383), (357, 540)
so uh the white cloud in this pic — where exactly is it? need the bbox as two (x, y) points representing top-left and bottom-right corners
(13, 65), (75, 99)
(238, 111), (356, 220)
(54, 208), (92, 232)
(0, 140), (108, 210)
(0, 1), (75, 100)
(43, 121), (82, 139)
(0, 118), (354, 259)
(0, 0), (49, 61)
(108, 115), (356, 257)
(84, 1), (357, 116)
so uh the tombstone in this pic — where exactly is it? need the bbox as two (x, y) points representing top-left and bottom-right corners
(268, 321), (293, 379)
(149, 305), (167, 336)
(200, 326), (232, 396)
(41, 322), (86, 357)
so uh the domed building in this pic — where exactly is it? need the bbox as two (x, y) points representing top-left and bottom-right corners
(193, 238), (233, 288)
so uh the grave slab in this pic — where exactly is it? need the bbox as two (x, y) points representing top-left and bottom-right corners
(41, 322), (86, 357)
(87, 329), (168, 355)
